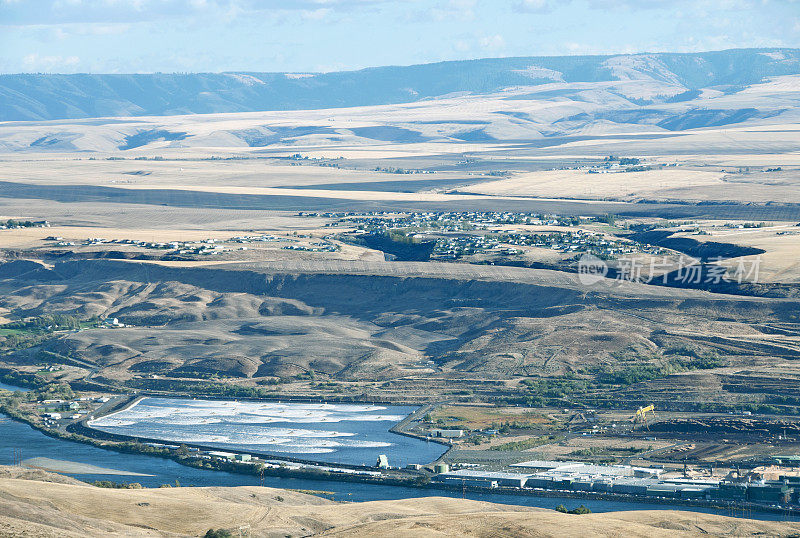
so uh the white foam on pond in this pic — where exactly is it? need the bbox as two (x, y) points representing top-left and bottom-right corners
(90, 399), (405, 427)
(88, 397), (442, 465)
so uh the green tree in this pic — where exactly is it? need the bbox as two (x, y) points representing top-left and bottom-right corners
(204, 529), (233, 538)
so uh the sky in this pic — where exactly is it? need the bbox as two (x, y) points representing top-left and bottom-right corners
(1, 0), (799, 74)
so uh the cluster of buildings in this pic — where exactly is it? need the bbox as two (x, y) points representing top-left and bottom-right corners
(297, 210), (671, 262)
(75, 237), (229, 255)
(229, 234), (296, 244)
(337, 220), (660, 262)
(372, 166), (433, 174)
(39, 395), (110, 424)
(432, 229), (657, 260)
(55, 233), (338, 256)
(580, 157), (652, 174)
(431, 460), (797, 505)
(230, 234), (338, 252)
(302, 211), (582, 231)
(282, 241), (337, 252)
(497, 230), (665, 259)
(101, 317), (128, 328)
(432, 235), (502, 258)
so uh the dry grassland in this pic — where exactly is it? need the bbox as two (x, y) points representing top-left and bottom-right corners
(0, 473), (797, 537)
(463, 169), (727, 201)
(672, 224), (800, 283)
(428, 405), (553, 430)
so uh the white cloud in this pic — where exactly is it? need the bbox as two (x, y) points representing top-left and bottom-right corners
(301, 7), (331, 19)
(431, 0), (476, 21)
(581, 0), (780, 10)
(52, 22), (129, 38)
(454, 39), (470, 52)
(22, 53), (80, 71)
(1, 0), (398, 26)
(512, 0), (550, 13)
(2, 0), (798, 74)
(479, 34), (505, 50)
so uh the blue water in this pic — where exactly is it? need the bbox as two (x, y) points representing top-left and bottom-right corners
(0, 382), (792, 520)
(88, 397), (447, 466)
(0, 381), (30, 392)
(0, 416), (789, 520)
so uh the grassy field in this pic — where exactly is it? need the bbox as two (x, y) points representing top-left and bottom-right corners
(462, 168), (729, 201)
(427, 405), (555, 430)
(668, 223), (800, 283)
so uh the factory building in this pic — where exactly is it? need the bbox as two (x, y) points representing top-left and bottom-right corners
(207, 451), (236, 461)
(427, 460), (794, 505)
(429, 429), (464, 438)
(680, 487), (713, 499)
(646, 484), (689, 498)
(747, 483), (792, 504)
(511, 460), (661, 478)
(609, 478), (656, 496)
(432, 470), (531, 488)
(711, 483), (747, 500)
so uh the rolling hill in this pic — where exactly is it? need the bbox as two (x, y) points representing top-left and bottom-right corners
(2, 48), (799, 122)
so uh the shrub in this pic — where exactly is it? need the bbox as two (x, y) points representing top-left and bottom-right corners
(204, 530), (233, 538)
(555, 504), (592, 515)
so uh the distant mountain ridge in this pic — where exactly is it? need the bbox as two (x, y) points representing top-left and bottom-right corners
(2, 48), (799, 122)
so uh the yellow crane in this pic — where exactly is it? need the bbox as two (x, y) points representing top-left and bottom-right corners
(633, 405), (655, 429)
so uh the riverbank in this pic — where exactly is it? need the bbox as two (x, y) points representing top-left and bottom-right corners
(22, 456), (155, 476)
(8, 412), (771, 521)
(388, 401), (452, 448)
(4, 407), (794, 520)
(2, 383), (799, 520)
(2, 397), (797, 520)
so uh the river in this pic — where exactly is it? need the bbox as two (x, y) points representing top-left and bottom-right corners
(0, 381), (30, 392)
(0, 383), (793, 520)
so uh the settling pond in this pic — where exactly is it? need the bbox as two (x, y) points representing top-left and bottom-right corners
(87, 397), (445, 466)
